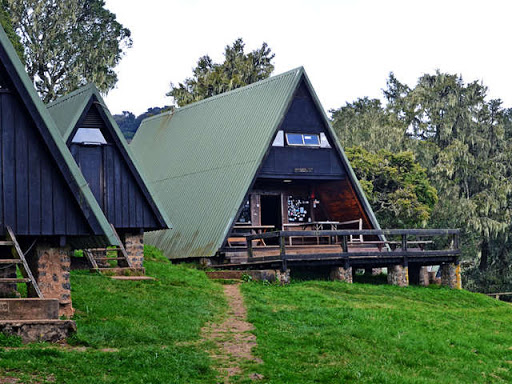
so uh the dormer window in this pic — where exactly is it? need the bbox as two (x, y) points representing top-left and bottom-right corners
(285, 133), (320, 147)
(71, 128), (107, 145)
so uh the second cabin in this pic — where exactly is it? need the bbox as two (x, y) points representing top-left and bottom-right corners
(47, 85), (171, 268)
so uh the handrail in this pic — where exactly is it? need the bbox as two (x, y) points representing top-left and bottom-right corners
(246, 228), (460, 241)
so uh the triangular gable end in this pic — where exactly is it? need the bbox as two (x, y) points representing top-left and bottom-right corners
(0, 25), (118, 245)
(47, 87), (171, 231)
(228, 74), (381, 238)
(67, 96), (168, 230)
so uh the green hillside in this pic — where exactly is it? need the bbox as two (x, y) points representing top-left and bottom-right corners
(1, 250), (511, 383)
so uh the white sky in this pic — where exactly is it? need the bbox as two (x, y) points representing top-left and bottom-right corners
(103, 0), (512, 116)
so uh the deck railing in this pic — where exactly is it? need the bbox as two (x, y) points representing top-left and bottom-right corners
(243, 229), (460, 269)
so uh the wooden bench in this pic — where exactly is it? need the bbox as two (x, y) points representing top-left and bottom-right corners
(227, 237), (266, 247)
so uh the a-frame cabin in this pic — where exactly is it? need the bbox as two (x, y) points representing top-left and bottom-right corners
(0, 24), (120, 336)
(131, 68), (461, 286)
(131, 68), (379, 257)
(47, 85), (171, 268)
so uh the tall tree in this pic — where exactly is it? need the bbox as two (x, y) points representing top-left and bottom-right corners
(0, 0), (23, 60)
(330, 97), (407, 153)
(168, 38), (275, 107)
(346, 147), (438, 228)
(5, 0), (132, 102)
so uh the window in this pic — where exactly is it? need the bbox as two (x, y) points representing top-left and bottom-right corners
(71, 128), (107, 145)
(272, 130), (284, 147)
(285, 133), (320, 147)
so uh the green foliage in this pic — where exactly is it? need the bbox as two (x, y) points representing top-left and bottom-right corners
(168, 38), (275, 107)
(5, 0), (132, 102)
(333, 70), (512, 291)
(331, 97), (407, 153)
(346, 146), (437, 228)
(0, 261), (224, 383)
(241, 280), (512, 383)
(0, 0), (23, 61)
(113, 106), (172, 140)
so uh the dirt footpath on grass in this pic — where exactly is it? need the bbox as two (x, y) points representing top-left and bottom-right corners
(202, 284), (263, 383)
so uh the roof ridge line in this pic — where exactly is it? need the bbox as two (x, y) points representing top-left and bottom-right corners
(47, 83), (96, 108)
(143, 67), (303, 125)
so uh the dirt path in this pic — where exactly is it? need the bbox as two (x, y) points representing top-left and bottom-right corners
(202, 283), (263, 383)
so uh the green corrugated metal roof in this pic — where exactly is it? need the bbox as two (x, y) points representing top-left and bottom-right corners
(130, 67), (381, 258)
(0, 25), (119, 246)
(46, 84), (172, 230)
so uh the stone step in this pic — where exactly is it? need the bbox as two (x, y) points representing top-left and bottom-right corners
(0, 319), (76, 343)
(111, 276), (155, 281)
(206, 270), (277, 282)
(0, 298), (60, 320)
(91, 267), (145, 276)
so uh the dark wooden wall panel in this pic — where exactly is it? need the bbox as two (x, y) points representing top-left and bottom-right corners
(0, 91), (92, 236)
(260, 80), (344, 179)
(69, 106), (160, 230)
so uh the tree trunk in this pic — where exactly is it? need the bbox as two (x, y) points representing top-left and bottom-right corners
(479, 238), (490, 271)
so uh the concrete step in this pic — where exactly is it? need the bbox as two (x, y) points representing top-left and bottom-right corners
(0, 298), (60, 320)
(0, 319), (76, 343)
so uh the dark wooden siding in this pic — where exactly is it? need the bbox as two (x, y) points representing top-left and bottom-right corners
(259, 80), (345, 179)
(70, 106), (159, 230)
(0, 90), (91, 236)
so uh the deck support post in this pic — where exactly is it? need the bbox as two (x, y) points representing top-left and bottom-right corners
(387, 264), (409, 287)
(124, 232), (144, 268)
(275, 269), (290, 285)
(330, 266), (353, 283)
(441, 262), (462, 289)
(30, 245), (74, 318)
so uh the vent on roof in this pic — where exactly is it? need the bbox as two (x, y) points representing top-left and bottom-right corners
(81, 106), (104, 129)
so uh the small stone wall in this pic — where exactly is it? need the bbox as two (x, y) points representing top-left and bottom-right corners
(330, 266), (353, 283)
(387, 265), (409, 287)
(124, 233), (144, 268)
(441, 263), (462, 289)
(35, 245), (73, 318)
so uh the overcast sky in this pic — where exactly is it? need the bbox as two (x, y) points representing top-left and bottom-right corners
(103, 0), (512, 116)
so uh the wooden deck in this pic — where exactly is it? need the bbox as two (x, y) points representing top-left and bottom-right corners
(218, 229), (460, 270)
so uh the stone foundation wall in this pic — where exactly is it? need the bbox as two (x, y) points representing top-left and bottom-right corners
(330, 266), (353, 283)
(124, 233), (144, 268)
(387, 265), (409, 287)
(441, 263), (462, 289)
(276, 269), (290, 285)
(35, 245), (73, 318)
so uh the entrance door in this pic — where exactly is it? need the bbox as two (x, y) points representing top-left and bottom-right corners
(260, 195), (282, 230)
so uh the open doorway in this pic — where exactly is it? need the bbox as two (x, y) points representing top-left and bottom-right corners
(260, 194), (282, 230)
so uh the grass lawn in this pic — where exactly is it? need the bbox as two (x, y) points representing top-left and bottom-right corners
(0, 248), (225, 384)
(240, 280), (512, 384)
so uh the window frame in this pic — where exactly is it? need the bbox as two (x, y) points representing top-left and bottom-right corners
(285, 133), (321, 147)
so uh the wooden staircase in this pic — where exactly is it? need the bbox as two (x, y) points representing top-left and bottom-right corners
(84, 225), (142, 275)
(0, 226), (42, 298)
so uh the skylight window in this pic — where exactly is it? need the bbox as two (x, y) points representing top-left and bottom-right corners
(285, 133), (321, 147)
(71, 128), (107, 145)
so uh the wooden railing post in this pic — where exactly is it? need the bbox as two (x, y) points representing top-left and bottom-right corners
(279, 234), (287, 271)
(247, 236), (253, 259)
(341, 235), (348, 253)
(401, 234), (408, 252)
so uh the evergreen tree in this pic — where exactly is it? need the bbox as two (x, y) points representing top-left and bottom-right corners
(168, 38), (274, 107)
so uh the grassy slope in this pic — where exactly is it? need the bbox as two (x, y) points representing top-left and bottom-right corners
(0, 252), (224, 384)
(241, 281), (512, 384)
